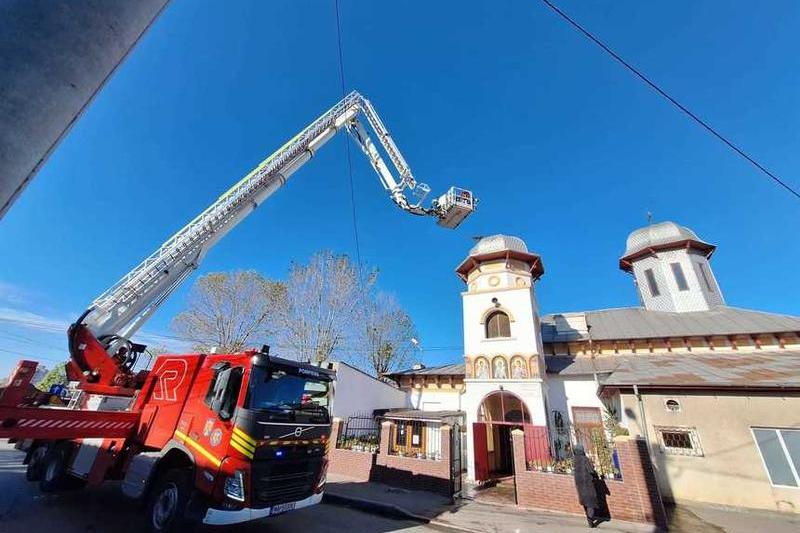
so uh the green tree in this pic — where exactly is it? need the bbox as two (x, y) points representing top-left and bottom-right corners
(36, 362), (67, 391)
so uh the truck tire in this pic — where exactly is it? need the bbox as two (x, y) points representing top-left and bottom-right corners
(25, 444), (48, 482)
(39, 443), (70, 492)
(146, 468), (195, 533)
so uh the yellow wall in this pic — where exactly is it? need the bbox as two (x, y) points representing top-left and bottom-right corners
(620, 391), (800, 513)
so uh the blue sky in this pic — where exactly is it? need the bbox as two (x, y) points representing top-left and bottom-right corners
(1, 0), (799, 377)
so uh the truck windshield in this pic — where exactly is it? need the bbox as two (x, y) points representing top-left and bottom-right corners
(245, 365), (330, 415)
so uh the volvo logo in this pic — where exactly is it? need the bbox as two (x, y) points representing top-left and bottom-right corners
(277, 426), (314, 439)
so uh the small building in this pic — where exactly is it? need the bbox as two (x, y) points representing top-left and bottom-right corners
(385, 223), (800, 514)
(326, 361), (409, 420)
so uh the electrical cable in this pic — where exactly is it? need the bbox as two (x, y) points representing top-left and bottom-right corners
(0, 347), (63, 364)
(539, 0), (800, 200)
(334, 0), (364, 267)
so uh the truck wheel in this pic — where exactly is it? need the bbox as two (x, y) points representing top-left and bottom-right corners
(25, 445), (48, 482)
(146, 468), (194, 533)
(39, 443), (70, 492)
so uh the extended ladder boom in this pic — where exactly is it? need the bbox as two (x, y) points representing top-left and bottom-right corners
(76, 91), (475, 378)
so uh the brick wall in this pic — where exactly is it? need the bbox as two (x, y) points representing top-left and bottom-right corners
(512, 430), (667, 527)
(328, 419), (375, 481)
(328, 418), (453, 495)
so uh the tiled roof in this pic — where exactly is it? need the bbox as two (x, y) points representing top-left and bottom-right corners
(541, 306), (800, 342)
(601, 350), (800, 389)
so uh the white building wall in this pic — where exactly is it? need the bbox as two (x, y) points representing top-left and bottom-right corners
(330, 362), (409, 419)
(408, 388), (462, 411)
(462, 281), (544, 357)
(631, 249), (724, 312)
(547, 375), (606, 420)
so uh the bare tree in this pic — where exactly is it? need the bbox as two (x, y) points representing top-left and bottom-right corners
(359, 292), (418, 376)
(172, 271), (281, 353)
(274, 251), (375, 363)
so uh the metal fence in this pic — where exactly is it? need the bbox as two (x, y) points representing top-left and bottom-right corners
(388, 419), (442, 461)
(523, 418), (622, 479)
(336, 412), (381, 453)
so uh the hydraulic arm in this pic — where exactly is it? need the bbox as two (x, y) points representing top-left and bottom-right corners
(67, 91), (476, 392)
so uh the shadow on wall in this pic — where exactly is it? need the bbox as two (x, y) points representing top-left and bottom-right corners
(626, 405), (686, 529)
(628, 405), (800, 518)
(369, 466), (451, 496)
(547, 378), (568, 416)
(624, 407), (671, 489)
(328, 448), (453, 496)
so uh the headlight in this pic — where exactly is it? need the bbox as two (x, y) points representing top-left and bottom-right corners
(224, 470), (245, 502)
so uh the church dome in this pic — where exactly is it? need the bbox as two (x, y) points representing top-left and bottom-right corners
(469, 234), (528, 256)
(457, 234), (544, 282)
(623, 221), (711, 258)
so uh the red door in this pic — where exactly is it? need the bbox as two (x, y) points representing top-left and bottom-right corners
(472, 422), (489, 481)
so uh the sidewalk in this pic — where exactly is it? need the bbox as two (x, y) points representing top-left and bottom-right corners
(668, 501), (800, 533)
(324, 474), (655, 533)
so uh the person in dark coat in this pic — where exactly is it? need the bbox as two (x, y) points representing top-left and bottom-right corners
(573, 444), (604, 528)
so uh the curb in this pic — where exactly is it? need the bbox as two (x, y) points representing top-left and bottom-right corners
(322, 492), (483, 533)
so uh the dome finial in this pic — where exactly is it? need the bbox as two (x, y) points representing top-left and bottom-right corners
(646, 210), (653, 224)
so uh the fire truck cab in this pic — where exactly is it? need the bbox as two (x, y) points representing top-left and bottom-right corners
(15, 348), (334, 530)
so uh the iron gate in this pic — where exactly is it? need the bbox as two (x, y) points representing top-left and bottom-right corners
(450, 422), (463, 498)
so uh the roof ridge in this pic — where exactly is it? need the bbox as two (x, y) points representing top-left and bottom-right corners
(543, 306), (642, 318)
(718, 305), (800, 320)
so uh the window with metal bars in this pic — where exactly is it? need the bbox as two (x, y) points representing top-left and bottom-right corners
(656, 426), (703, 456)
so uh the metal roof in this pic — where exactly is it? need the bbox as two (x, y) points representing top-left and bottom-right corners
(623, 221), (711, 258)
(386, 363), (466, 377)
(601, 350), (800, 390)
(541, 306), (800, 342)
(545, 356), (632, 376)
(469, 234), (528, 256)
(382, 409), (465, 421)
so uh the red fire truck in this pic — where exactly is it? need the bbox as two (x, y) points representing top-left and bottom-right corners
(0, 92), (475, 531)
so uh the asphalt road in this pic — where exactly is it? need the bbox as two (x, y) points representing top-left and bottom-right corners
(0, 444), (438, 533)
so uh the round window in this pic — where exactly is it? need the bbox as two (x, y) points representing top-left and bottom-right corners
(665, 399), (681, 412)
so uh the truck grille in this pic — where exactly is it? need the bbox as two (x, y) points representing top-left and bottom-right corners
(251, 457), (321, 508)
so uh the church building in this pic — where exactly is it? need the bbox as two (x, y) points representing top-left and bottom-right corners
(385, 222), (800, 514)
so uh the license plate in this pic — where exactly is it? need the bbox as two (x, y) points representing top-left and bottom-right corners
(270, 502), (296, 516)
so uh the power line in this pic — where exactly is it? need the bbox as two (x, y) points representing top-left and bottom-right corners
(334, 0), (363, 267)
(0, 329), (64, 352)
(538, 0), (800, 201)
(0, 312), (465, 354)
(0, 347), (64, 364)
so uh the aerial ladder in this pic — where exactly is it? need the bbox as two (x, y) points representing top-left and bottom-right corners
(62, 90), (476, 397)
(0, 92), (475, 530)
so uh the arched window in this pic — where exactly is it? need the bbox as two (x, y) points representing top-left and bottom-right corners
(485, 311), (511, 338)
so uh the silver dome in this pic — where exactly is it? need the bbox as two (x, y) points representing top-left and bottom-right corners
(624, 221), (708, 257)
(469, 234), (528, 256)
